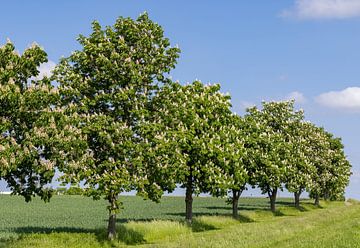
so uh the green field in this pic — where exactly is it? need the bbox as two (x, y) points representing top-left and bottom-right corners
(0, 195), (359, 247)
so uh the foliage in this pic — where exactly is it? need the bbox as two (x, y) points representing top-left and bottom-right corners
(55, 186), (84, 195)
(284, 121), (317, 196)
(215, 114), (249, 195)
(308, 127), (352, 201)
(0, 40), (58, 202)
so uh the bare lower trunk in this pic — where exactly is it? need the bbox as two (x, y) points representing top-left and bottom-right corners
(324, 191), (329, 201)
(185, 171), (193, 224)
(108, 212), (116, 240)
(232, 189), (240, 218)
(268, 187), (277, 212)
(314, 195), (320, 206)
(294, 191), (301, 208)
(232, 186), (245, 219)
(107, 194), (118, 240)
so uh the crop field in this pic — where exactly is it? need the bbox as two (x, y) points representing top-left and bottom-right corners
(0, 195), (359, 247)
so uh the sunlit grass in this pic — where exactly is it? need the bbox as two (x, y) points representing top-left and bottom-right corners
(1, 195), (359, 247)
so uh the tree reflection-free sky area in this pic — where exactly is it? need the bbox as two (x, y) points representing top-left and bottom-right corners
(0, 0), (359, 199)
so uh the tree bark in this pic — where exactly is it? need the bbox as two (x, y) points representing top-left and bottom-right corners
(294, 191), (301, 208)
(107, 194), (118, 240)
(232, 189), (240, 219)
(324, 191), (329, 201)
(185, 170), (193, 224)
(232, 187), (245, 219)
(268, 187), (277, 212)
(314, 194), (320, 206)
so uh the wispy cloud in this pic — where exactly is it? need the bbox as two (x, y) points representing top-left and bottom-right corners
(285, 91), (307, 104)
(240, 101), (256, 110)
(278, 74), (289, 82)
(316, 87), (360, 111)
(281, 0), (360, 20)
(33, 60), (56, 80)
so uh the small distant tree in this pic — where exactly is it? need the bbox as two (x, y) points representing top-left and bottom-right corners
(308, 128), (351, 205)
(151, 81), (234, 223)
(52, 13), (180, 240)
(245, 101), (303, 212)
(324, 135), (351, 201)
(0, 40), (58, 201)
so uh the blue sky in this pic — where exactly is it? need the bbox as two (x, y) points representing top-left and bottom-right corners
(0, 0), (359, 199)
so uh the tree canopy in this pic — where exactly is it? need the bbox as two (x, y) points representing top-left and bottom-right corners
(0, 41), (57, 201)
(52, 13), (180, 239)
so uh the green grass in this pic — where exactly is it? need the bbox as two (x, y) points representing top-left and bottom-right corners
(0, 195), (359, 247)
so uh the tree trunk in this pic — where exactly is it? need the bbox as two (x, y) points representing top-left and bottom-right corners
(185, 172), (193, 224)
(107, 194), (118, 240)
(268, 187), (277, 212)
(232, 187), (245, 219)
(108, 212), (116, 240)
(232, 189), (240, 219)
(324, 191), (329, 201)
(294, 191), (301, 208)
(314, 194), (320, 206)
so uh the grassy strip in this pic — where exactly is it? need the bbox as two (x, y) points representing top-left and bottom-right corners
(154, 201), (360, 248)
(1, 196), (359, 247)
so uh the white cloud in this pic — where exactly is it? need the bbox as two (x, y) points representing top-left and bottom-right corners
(240, 101), (256, 110)
(281, 0), (360, 19)
(285, 91), (307, 104)
(316, 87), (360, 111)
(34, 60), (56, 80)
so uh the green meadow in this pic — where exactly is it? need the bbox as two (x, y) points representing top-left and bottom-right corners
(0, 195), (359, 247)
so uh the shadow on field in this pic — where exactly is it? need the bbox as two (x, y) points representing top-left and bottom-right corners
(165, 212), (226, 218)
(205, 206), (267, 211)
(116, 225), (145, 245)
(236, 214), (254, 223)
(272, 210), (285, 216)
(275, 201), (296, 206)
(115, 218), (156, 223)
(13, 226), (146, 245)
(13, 227), (108, 244)
(295, 206), (309, 212)
(14, 226), (95, 234)
(191, 219), (218, 232)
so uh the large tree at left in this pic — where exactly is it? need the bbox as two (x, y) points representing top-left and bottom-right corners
(0, 41), (58, 201)
(52, 13), (180, 239)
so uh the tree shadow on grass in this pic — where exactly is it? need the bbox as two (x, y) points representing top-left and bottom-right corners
(115, 218), (157, 224)
(165, 211), (226, 218)
(236, 214), (254, 223)
(190, 219), (218, 232)
(165, 212), (254, 232)
(272, 210), (285, 216)
(12, 226), (145, 246)
(205, 206), (267, 211)
(116, 225), (145, 245)
(275, 201), (297, 207)
(13, 226), (95, 235)
(295, 205), (309, 212)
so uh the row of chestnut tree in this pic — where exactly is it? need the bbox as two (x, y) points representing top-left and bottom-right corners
(0, 13), (351, 240)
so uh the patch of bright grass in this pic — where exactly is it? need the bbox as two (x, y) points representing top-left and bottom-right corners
(118, 220), (191, 244)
